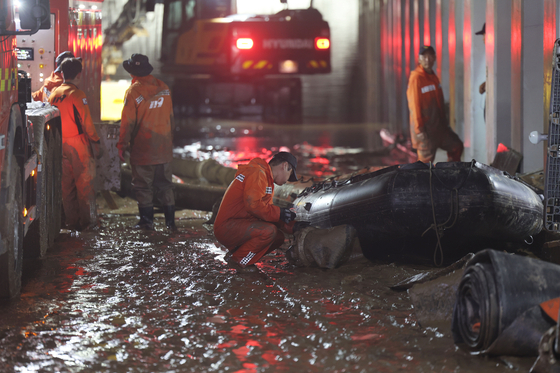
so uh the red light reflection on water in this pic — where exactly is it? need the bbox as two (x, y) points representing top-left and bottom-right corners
(207, 284), (391, 371)
(174, 130), (405, 181)
(309, 157), (329, 165)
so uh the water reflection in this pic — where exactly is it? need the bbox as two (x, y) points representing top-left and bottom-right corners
(0, 217), (530, 372)
(173, 120), (411, 178)
(0, 120), (531, 372)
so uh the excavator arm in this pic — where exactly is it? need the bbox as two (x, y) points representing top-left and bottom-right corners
(102, 0), (155, 75)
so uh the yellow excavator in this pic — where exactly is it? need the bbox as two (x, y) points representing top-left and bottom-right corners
(103, 0), (330, 124)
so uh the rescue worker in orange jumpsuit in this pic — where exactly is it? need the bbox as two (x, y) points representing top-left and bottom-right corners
(33, 51), (79, 102)
(117, 54), (177, 231)
(407, 46), (463, 163)
(48, 58), (101, 230)
(214, 152), (298, 272)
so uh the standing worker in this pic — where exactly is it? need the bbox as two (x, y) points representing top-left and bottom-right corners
(33, 51), (79, 102)
(214, 152), (298, 272)
(407, 46), (464, 163)
(117, 54), (177, 231)
(48, 58), (101, 230)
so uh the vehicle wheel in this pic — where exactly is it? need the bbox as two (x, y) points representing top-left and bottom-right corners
(0, 155), (24, 298)
(49, 127), (62, 245)
(25, 130), (53, 258)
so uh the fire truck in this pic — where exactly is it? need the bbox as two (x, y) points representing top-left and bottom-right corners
(0, 0), (102, 298)
(103, 0), (331, 124)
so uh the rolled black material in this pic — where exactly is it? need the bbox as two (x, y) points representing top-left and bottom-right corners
(293, 161), (543, 263)
(452, 249), (560, 356)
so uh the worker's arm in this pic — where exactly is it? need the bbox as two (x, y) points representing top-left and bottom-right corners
(31, 88), (43, 102)
(75, 91), (100, 143)
(407, 75), (426, 134)
(73, 91), (103, 159)
(117, 88), (138, 154)
(437, 84), (447, 124)
(169, 105), (176, 134)
(34, 73), (63, 102)
(243, 169), (280, 222)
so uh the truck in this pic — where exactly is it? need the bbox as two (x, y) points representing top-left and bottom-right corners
(103, 0), (331, 124)
(0, 0), (103, 298)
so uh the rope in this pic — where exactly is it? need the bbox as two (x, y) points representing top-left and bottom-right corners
(422, 162), (462, 266)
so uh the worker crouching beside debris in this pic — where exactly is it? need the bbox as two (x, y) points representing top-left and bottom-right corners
(214, 152), (298, 272)
(117, 54), (177, 231)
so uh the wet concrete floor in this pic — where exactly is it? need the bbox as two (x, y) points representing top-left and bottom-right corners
(0, 121), (537, 372)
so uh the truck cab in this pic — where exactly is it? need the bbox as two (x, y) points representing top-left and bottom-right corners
(159, 0), (330, 124)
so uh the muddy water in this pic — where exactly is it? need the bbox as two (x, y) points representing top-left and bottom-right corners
(0, 200), (534, 372)
(0, 121), (535, 371)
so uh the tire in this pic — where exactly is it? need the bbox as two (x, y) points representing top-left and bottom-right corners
(49, 127), (62, 245)
(0, 155), (24, 298)
(24, 130), (52, 258)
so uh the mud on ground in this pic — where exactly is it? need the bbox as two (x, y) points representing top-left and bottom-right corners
(0, 193), (536, 372)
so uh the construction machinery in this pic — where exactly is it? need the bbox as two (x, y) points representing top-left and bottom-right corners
(0, 0), (103, 298)
(103, 0), (331, 124)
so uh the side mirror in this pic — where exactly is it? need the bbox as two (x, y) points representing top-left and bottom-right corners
(19, 0), (50, 30)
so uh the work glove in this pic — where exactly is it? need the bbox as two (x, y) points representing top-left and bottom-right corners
(416, 131), (427, 142)
(279, 207), (296, 224)
(118, 148), (125, 162)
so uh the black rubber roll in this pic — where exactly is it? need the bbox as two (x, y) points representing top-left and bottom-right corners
(452, 249), (560, 356)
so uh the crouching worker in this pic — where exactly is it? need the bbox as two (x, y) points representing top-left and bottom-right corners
(117, 54), (177, 231)
(214, 152), (298, 272)
(48, 58), (101, 230)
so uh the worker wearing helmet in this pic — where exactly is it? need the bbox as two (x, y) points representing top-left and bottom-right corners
(214, 152), (298, 273)
(117, 54), (177, 231)
(33, 51), (80, 102)
(48, 58), (101, 230)
(407, 46), (463, 163)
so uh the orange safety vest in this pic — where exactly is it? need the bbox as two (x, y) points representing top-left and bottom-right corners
(215, 158), (281, 228)
(117, 75), (174, 166)
(406, 64), (447, 148)
(48, 82), (99, 142)
(32, 71), (64, 102)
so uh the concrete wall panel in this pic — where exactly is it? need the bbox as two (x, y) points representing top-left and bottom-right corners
(359, 0), (560, 172)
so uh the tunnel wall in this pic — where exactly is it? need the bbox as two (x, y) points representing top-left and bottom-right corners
(360, 0), (559, 171)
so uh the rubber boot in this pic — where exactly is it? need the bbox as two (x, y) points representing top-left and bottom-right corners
(163, 205), (177, 231)
(134, 206), (154, 230)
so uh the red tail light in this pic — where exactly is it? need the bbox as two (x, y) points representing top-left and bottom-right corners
(236, 38), (254, 50)
(315, 37), (330, 50)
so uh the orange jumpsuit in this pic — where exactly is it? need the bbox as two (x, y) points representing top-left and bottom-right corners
(117, 75), (175, 207)
(214, 158), (291, 267)
(49, 83), (100, 230)
(407, 64), (463, 163)
(33, 71), (64, 102)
